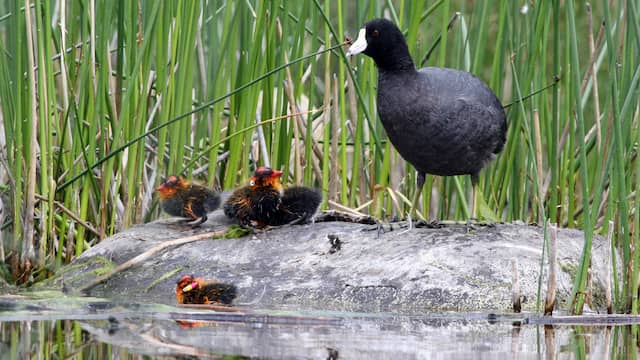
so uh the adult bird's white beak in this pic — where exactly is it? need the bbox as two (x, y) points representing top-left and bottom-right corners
(346, 28), (367, 56)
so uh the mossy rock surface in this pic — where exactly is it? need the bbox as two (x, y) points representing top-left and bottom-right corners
(46, 210), (609, 313)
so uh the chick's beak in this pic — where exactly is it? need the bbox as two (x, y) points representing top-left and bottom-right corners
(182, 281), (199, 292)
(346, 28), (367, 56)
(157, 183), (166, 191)
(272, 169), (283, 177)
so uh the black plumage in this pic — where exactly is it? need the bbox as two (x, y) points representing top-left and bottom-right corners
(278, 186), (322, 224)
(223, 167), (284, 228)
(157, 176), (221, 227)
(176, 274), (237, 305)
(223, 167), (321, 227)
(347, 18), (506, 218)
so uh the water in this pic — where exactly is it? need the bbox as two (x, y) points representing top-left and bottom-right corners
(2, 314), (638, 359)
(1, 294), (639, 359)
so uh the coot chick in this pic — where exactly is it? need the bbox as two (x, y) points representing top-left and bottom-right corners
(278, 186), (322, 224)
(157, 175), (221, 227)
(175, 274), (237, 305)
(223, 167), (284, 228)
(224, 167), (322, 227)
(347, 18), (506, 221)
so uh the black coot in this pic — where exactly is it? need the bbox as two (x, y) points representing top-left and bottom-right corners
(347, 18), (507, 220)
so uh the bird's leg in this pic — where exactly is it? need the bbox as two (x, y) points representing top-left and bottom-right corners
(467, 174), (479, 232)
(471, 180), (478, 221)
(188, 215), (208, 228)
(405, 171), (426, 231)
(286, 212), (308, 225)
(467, 173), (501, 230)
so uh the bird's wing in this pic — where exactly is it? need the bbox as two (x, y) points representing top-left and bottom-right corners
(182, 197), (201, 220)
(441, 98), (505, 157)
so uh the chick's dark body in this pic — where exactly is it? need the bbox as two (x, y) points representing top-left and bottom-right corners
(157, 176), (220, 227)
(160, 185), (220, 219)
(378, 67), (506, 178)
(181, 282), (237, 305)
(175, 275), (237, 305)
(224, 167), (321, 227)
(224, 186), (281, 227)
(278, 186), (322, 224)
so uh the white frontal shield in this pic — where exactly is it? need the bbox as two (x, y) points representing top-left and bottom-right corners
(346, 28), (368, 56)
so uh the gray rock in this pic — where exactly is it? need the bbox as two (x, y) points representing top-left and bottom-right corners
(46, 210), (609, 313)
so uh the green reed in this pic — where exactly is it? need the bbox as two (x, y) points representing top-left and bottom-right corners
(1, 0), (640, 315)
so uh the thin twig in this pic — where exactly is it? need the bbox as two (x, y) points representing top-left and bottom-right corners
(502, 76), (560, 109)
(34, 194), (100, 237)
(327, 200), (368, 217)
(385, 187), (404, 217)
(78, 229), (226, 293)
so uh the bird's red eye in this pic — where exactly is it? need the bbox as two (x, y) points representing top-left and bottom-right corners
(372, 29), (379, 37)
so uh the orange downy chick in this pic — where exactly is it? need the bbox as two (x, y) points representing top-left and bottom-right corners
(157, 176), (220, 227)
(175, 274), (237, 305)
(223, 167), (283, 228)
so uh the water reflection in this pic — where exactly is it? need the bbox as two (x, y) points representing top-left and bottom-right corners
(2, 317), (640, 359)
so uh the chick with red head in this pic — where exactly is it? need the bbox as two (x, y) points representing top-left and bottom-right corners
(157, 176), (220, 227)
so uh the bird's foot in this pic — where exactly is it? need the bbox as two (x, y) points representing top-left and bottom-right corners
(315, 210), (378, 225)
(467, 218), (496, 230)
(186, 216), (208, 229)
(164, 217), (207, 229)
(465, 217), (478, 233)
(414, 220), (445, 229)
(286, 213), (311, 226)
(419, 219), (495, 232)
(429, 218), (495, 233)
(363, 221), (402, 235)
(164, 219), (199, 231)
(398, 216), (414, 234)
(364, 218), (441, 233)
(246, 221), (271, 234)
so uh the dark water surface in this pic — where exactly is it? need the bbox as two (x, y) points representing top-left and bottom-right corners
(0, 293), (638, 359)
